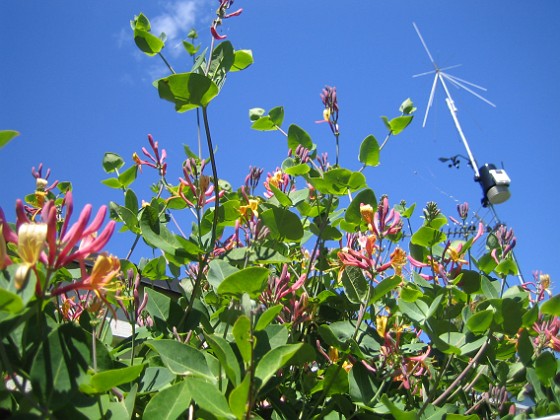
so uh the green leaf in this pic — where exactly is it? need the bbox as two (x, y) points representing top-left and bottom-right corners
(231, 49), (254, 72)
(370, 276), (401, 304)
(380, 395), (417, 420)
(535, 351), (557, 386)
(282, 157), (310, 176)
(0, 130), (19, 149)
(30, 324), (90, 410)
(185, 377), (235, 419)
(495, 258), (519, 276)
(233, 315), (252, 365)
(157, 72), (219, 112)
(398, 298), (430, 324)
(268, 106), (284, 126)
(345, 189), (377, 225)
(134, 29), (164, 56)
(208, 41), (234, 87)
(86, 365), (145, 394)
(255, 304), (283, 331)
(101, 177), (122, 189)
(146, 340), (214, 381)
(261, 206), (303, 241)
(541, 295), (560, 316)
(388, 115), (413, 135)
(217, 266), (269, 298)
(466, 309), (494, 334)
(249, 107), (265, 121)
(207, 259), (239, 290)
(119, 165), (138, 188)
(254, 343), (314, 390)
(124, 189), (139, 216)
(143, 381), (191, 420)
(182, 40), (199, 56)
(287, 124), (313, 152)
(456, 270), (481, 294)
(229, 374), (251, 419)
(358, 135), (380, 167)
(103, 152), (124, 173)
(251, 116), (276, 131)
(141, 256), (169, 280)
(269, 184), (292, 207)
(309, 168), (366, 196)
(138, 367), (175, 393)
(0, 289), (24, 314)
(204, 333), (241, 387)
(340, 266), (369, 305)
(410, 226), (446, 247)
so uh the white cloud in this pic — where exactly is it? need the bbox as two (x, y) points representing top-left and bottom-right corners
(151, 0), (202, 55)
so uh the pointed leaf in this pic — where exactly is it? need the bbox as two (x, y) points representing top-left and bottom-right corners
(0, 130), (19, 149)
(345, 188), (377, 225)
(358, 135), (380, 167)
(233, 315), (252, 365)
(217, 266), (269, 298)
(185, 377), (235, 419)
(204, 333), (241, 386)
(340, 266), (369, 305)
(541, 295), (560, 316)
(143, 381), (191, 420)
(146, 340), (214, 381)
(87, 365), (145, 394)
(254, 343), (314, 390)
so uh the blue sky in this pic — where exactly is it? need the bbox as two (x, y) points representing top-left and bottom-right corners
(1, 1), (559, 285)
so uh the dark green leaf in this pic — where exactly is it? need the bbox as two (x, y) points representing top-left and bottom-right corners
(268, 106), (284, 126)
(535, 351), (557, 385)
(398, 298), (430, 324)
(0, 289), (24, 314)
(358, 135), (380, 167)
(125, 189), (139, 216)
(138, 367), (175, 393)
(380, 395), (417, 420)
(229, 374), (251, 419)
(456, 270), (481, 294)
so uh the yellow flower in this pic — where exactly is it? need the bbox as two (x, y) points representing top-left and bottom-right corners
(83, 253), (121, 296)
(17, 223), (47, 266)
(376, 315), (388, 337)
(390, 247), (407, 276)
(15, 223), (47, 289)
(446, 246), (467, 265)
(359, 204), (374, 226)
(239, 199), (260, 218)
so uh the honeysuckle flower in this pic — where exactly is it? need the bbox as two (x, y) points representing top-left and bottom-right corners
(2, 191), (116, 273)
(328, 347), (353, 372)
(263, 169), (292, 198)
(373, 196), (402, 238)
(390, 247), (407, 276)
(52, 253), (121, 299)
(14, 223), (48, 289)
(360, 203), (375, 227)
(176, 158), (223, 208)
(317, 86), (339, 135)
(533, 316), (560, 352)
(239, 198), (260, 218)
(29, 164), (58, 213)
(211, 0), (243, 40)
(244, 166), (263, 193)
(134, 134), (167, 176)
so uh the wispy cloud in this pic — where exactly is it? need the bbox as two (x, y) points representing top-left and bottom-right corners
(151, 0), (203, 56)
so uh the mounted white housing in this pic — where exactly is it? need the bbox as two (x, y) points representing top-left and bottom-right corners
(477, 163), (511, 206)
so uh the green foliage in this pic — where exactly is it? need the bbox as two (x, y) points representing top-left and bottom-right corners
(0, 6), (557, 420)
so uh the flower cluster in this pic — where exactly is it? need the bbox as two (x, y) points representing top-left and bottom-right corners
(211, 0), (243, 40)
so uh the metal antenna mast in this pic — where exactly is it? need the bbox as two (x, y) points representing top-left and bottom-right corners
(412, 22), (511, 207)
(412, 23), (523, 284)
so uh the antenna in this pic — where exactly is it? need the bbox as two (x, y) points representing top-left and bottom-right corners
(412, 23), (523, 285)
(412, 22), (510, 207)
